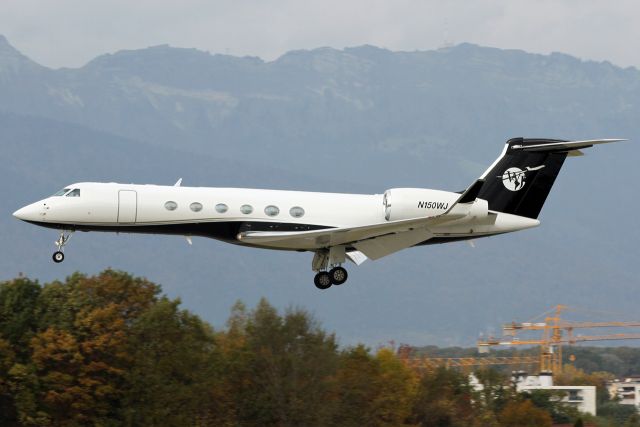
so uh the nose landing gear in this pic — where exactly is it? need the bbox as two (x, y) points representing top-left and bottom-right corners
(52, 231), (72, 263)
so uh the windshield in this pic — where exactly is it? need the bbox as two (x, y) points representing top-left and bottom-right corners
(52, 188), (70, 196)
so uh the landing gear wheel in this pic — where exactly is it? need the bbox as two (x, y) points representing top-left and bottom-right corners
(52, 231), (72, 263)
(314, 272), (332, 290)
(329, 267), (348, 285)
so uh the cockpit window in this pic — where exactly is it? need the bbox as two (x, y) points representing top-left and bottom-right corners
(66, 189), (81, 197)
(53, 188), (70, 196)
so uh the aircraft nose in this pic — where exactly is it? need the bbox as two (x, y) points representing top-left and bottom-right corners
(13, 202), (45, 222)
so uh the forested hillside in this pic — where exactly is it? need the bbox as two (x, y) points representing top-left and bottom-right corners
(1, 271), (639, 426)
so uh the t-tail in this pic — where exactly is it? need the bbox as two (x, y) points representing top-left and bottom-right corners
(476, 137), (626, 219)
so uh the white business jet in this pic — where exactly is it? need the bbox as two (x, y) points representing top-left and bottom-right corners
(13, 137), (626, 289)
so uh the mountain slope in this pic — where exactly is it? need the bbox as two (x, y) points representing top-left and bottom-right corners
(1, 37), (638, 346)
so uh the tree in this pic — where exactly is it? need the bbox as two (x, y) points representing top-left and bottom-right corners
(555, 364), (614, 407)
(0, 277), (41, 358)
(331, 345), (381, 426)
(408, 367), (475, 427)
(499, 399), (553, 427)
(523, 389), (579, 424)
(624, 413), (640, 427)
(230, 298), (339, 426)
(122, 298), (219, 426)
(372, 348), (418, 425)
(473, 368), (513, 414)
(0, 337), (18, 425)
(598, 401), (638, 426)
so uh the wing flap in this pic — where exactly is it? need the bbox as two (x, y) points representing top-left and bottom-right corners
(353, 228), (433, 260)
(237, 214), (460, 249)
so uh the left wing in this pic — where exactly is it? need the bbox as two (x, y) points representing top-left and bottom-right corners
(237, 213), (455, 250)
(238, 179), (486, 259)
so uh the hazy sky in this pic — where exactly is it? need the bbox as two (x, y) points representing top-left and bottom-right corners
(1, 0), (638, 69)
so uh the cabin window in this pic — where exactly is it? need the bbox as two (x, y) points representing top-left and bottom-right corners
(164, 201), (178, 211)
(264, 205), (280, 217)
(215, 203), (228, 214)
(190, 202), (203, 212)
(240, 204), (253, 214)
(66, 189), (81, 197)
(53, 188), (70, 196)
(289, 206), (305, 218)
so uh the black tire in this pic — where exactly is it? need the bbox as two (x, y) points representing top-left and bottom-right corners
(52, 251), (64, 263)
(329, 267), (348, 285)
(314, 272), (332, 290)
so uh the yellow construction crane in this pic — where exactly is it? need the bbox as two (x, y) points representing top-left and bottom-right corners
(477, 305), (640, 374)
(397, 344), (539, 372)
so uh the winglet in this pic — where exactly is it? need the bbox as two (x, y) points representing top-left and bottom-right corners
(174, 178), (183, 187)
(458, 179), (485, 204)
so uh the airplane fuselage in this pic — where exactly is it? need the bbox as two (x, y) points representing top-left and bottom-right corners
(14, 182), (536, 250)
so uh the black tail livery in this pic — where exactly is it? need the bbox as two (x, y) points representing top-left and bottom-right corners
(477, 137), (624, 219)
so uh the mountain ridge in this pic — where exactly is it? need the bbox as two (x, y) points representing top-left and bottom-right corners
(1, 35), (638, 346)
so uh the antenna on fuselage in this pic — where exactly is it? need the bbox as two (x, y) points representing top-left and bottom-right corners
(174, 178), (182, 187)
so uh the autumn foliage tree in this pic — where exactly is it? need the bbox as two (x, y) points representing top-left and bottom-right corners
(0, 271), (634, 426)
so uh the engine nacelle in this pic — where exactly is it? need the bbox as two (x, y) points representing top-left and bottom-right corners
(453, 197), (489, 220)
(383, 188), (459, 221)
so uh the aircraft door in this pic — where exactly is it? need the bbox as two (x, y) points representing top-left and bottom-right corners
(117, 190), (137, 223)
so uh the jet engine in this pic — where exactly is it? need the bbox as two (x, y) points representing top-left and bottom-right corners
(383, 188), (489, 222)
(383, 188), (457, 221)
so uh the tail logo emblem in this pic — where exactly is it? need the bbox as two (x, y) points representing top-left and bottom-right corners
(499, 165), (545, 191)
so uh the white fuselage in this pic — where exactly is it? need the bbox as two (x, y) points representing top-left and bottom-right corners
(13, 182), (538, 251)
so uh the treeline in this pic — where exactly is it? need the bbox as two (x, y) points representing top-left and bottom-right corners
(0, 271), (637, 426)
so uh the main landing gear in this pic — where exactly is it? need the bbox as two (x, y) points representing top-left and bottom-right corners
(52, 231), (72, 263)
(312, 248), (349, 290)
(313, 267), (348, 290)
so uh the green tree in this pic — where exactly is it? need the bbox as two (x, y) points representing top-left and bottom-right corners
(0, 277), (41, 358)
(624, 413), (640, 427)
(0, 337), (18, 425)
(122, 298), (219, 426)
(408, 367), (475, 427)
(331, 345), (380, 426)
(523, 389), (579, 424)
(598, 401), (638, 426)
(473, 368), (513, 414)
(236, 298), (339, 426)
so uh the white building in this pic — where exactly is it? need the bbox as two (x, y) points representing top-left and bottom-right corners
(513, 371), (597, 416)
(608, 377), (640, 409)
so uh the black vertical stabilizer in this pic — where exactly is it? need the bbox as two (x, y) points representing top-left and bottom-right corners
(477, 138), (569, 219)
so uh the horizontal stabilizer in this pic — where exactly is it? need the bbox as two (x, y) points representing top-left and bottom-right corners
(512, 139), (627, 153)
